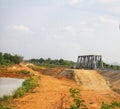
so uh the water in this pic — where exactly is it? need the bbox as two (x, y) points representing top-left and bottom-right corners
(0, 77), (24, 97)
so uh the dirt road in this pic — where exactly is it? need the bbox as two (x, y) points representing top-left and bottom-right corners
(14, 74), (78, 109)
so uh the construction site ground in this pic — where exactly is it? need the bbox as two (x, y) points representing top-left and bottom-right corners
(0, 63), (120, 109)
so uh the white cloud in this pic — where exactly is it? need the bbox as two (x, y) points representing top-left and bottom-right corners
(99, 16), (119, 25)
(110, 7), (120, 14)
(97, 0), (119, 3)
(81, 27), (95, 32)
(8, 25), (30, 32)
(62, 24), (95, 35)
(69, 0), (81, 6)
(63, 25), (74, 32)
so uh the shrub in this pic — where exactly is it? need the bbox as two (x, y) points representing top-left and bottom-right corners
(18, 70), (31, 75)
(13, 76), (39, 98)
(67, 88), (88, 109)
(0, 95), (12, 103)
(112, 88), (120, 94)
(0, 105), (11, 109)
(0, 95), (13, 109)
(101, 101), (120, 109)
(67, 88), (120, 109)
(13, 87), (26, 98)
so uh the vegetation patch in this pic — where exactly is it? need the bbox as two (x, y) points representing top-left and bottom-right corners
(101, 101), (120, 109)
(103, 62), (120, 70)
(27, 65), (45, 71)
(13, 76), (39, 98)
(27, 58), (75, 68)
(66, 88), (88, 109)
(67, 88), (120, 109)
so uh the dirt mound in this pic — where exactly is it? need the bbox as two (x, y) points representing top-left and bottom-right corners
(74, 70), (110, 91)
(58, 69), (110, 91)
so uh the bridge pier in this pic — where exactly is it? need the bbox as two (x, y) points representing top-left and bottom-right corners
(76, 55), (103, 69)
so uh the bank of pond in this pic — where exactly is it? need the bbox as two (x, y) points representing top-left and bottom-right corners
(0, 76), (39, 109)
(0, 77), (24, 97)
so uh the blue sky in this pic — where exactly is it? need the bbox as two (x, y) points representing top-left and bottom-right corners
(0, 0), (120, 63)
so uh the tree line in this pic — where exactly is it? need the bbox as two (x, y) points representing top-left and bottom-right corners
(28, 58), (75, 67)
(0, 52), (23, 66)
(1, 52), (119, 70)
(103, 62), (120, 70)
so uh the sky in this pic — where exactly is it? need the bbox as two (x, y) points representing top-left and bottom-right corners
(0, 0), (120, 64)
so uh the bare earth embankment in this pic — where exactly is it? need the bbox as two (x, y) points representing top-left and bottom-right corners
(0, 64), (120, 109)
(99, 69), (120, 88)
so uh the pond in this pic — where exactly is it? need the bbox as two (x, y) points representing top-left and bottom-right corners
(0, 77), (24, 97)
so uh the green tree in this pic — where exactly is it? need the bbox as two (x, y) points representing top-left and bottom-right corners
(3, 53), (12, 63)
(0, 52), (3, 63)
(12, 54), (23, 64)
(39, 58), (44, 64)
(59, 59), (65, 65)
(45, 58), (52, 64)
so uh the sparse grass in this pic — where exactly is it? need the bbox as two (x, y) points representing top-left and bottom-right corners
(110, 86), (120, 94)
(27, 65), (45, 71)
(37, 64), (61, 68)
(28, 63), (66, 69)
(0, 95), (13, 109)
(17, 70), (34, 76)
(36, 64), (68, 68)
(0, 105), (12, 109)
(0, 96), (12, 103)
